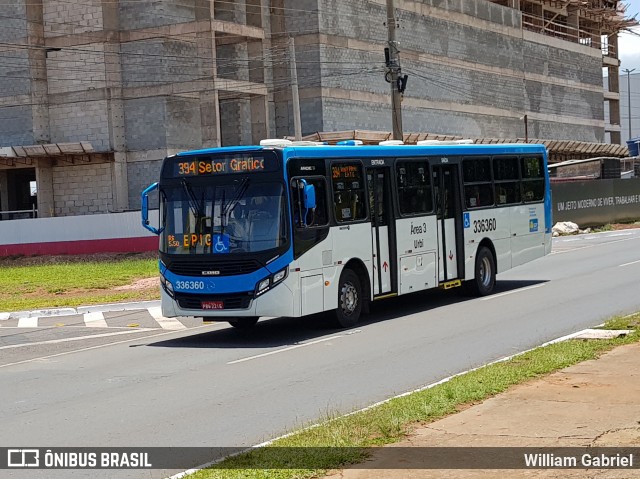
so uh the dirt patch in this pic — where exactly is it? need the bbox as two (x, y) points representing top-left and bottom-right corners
(610, 223), (640, 230)
(114, 277), (160, 291)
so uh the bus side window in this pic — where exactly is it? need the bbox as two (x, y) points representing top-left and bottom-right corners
(521, 156), (545, 202)
(463, 157), (493, 208)
(493, 156), (521, 205)
(290, 177), (328, 228)
(331, 163), (366, 223)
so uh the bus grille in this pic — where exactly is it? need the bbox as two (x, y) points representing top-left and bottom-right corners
(165, 259), (262, 277)
(175, 292), (253, 310)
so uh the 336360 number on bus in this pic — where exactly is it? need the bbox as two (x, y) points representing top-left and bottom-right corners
(473, 218), (497, 233)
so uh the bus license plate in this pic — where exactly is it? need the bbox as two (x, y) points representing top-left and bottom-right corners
(202, 301), (224, 310)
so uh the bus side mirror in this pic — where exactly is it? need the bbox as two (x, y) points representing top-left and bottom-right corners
(303, 183), (316, 210)
(141, 182), (162, 235)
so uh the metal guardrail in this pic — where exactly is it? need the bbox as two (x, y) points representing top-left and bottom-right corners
(0, 207), (38, 220)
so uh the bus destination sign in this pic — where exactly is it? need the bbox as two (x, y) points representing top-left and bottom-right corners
(172, 154), (274, 177)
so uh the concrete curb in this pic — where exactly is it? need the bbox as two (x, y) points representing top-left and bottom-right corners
(0, 300), (161, 320)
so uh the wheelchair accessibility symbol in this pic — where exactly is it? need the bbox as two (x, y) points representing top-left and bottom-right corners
(213, 234), (230, 253)
(463, 212), (471, 229)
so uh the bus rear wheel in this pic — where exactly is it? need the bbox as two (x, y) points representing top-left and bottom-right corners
(466, 246), (496, 296)
(334, 269), (362, 328)
(228, 317), (259, 329)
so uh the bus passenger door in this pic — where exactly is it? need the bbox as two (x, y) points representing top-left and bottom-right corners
(433, 165), (464, 282)
(367, 168), (394, 296)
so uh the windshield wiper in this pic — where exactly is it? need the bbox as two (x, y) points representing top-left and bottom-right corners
(181, 179), (205, 219)
(223, 178), (250, 218)
(219, 189), (226, 238)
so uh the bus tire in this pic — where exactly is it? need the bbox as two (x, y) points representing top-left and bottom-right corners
(228, 317), (259, 329)
(467, 246), (496, 296)
(334, 269), (362, 328)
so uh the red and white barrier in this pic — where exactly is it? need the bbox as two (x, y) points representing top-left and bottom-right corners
(0, 211), (159, 257)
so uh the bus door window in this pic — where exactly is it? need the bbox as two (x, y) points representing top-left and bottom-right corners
(366, 166), (394, 295)
(397, 160), (433, 215)
(331, 163), (366, 223)
(367, 171), (387, 227)
(290, 177), (328, 228)
(433, 164), (463, 281)
(433, 167), (455, 219)
(290, 176), (329, 259)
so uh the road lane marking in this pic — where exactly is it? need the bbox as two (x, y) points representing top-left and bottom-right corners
(227, 335), (344, 365)
(84, 311), (108, 328)
(619, 259), (640, 267)
(0, 325), (217, 369)
(0, 329), (151, 350)
(148, 306), (187, 330)
(480, 283), (545, 300)
(17, 317), (38, 328)
(551, 236), (640, 255)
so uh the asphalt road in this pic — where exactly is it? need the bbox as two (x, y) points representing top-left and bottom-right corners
(1, 229), (640, 478)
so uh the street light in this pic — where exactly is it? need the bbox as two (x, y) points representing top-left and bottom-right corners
(623, 68), (635, 140)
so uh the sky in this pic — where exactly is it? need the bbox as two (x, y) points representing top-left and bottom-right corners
(618, 3), (640, 73)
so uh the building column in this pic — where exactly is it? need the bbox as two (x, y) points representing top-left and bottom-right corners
(567, 5), (579, 43)
(35, 159), (54, 218)
(251, 95), (270, 143)
(26, 0), (50, 144)
(608, 36), (622, 145)
(197, 0), (222, 148)
(215, 0), (246, 23)
(102, 0), (129, 210)
(0, 170), (8, 220)
(220, 97), (252, 146)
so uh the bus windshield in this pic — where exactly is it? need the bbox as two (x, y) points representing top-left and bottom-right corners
(160, 178), (288, 255)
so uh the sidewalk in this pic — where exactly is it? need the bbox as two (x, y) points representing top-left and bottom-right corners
(325, 341), (640, 479)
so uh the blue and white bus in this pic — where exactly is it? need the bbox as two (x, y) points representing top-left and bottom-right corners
(142, 139), (552, 328)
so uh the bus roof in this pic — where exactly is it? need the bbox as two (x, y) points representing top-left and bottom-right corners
(174, 142), (547, 159)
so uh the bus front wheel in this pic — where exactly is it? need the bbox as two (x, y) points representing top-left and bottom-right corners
(334, 269), (362, 328)
(228, 317), (259, 329)
(466, 246), (496, 296)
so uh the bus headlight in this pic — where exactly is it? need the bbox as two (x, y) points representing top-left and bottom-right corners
(272, 268), (286, 284)
(160, 274), (175, 298)
(255, 268), (288, 297)
(256, 278), (270, 295)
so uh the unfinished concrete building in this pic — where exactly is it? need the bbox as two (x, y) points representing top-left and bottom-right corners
(0, 0), (635, 219)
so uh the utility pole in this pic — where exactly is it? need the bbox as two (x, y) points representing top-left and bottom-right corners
(289, 36), (302, 140)
(623, 68), (635, 140)
(385, 0), (405, 141)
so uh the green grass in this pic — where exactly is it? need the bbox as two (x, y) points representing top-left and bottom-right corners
(591, 221), (640, 233)
(190, 314), (640, 479)
(0, 257), (158, 311)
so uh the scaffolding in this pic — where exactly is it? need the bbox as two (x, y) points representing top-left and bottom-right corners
(487, 0), (637, 54)
(488, 1), (638, 145)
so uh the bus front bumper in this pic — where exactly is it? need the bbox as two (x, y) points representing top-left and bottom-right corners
(160, 279), (296, 320)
